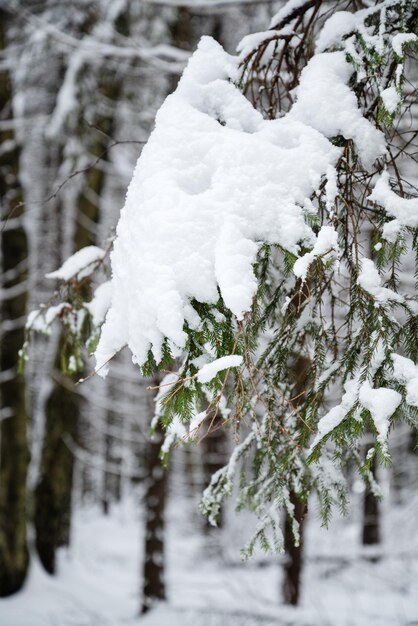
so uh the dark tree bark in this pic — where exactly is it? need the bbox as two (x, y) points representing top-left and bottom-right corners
(282, 354), (310, 606)
(141, 379), (167, 613)
(0, 8), (30, 596)
(34, 366), (79, 573)
(282, 492), (307, 606)
(101, 407), (122, 515)
(362, 456), (380, 546)
(361, 236), (381, 548)
(202, 416), (228, 531)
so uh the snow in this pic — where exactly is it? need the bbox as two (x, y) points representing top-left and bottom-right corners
(369, 171), (418, 241)
(237, 30), (280, 58)
(46, 246), (106, 281)
(293, 225), (339, 281)
(1, 490), (417, 626)
(381, 85), (400, 114)
(196, 355), (243, 384)
(95, 37), (348, 374)
(85, 280), (112, 327)
(290, 51), (386, 168)
(26, 303), (69, 333)
(392, 353), (418, 407)
(310, 379), (359, 450)
(188, 410), (207, 435)
(315, 11), (358, 53)
(358, 382), (401, 446)
(391, 32), (417, 57)
(316, 5), (417, 57)
(154, 372), (179, 422)
(324, 165), (338, 215)
(357, 257), (402, 304)
(269, 0), (309, 28)
(162, 416), (187, 454)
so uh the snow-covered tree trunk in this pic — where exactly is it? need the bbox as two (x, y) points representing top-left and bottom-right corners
(0, 8), (29, 596)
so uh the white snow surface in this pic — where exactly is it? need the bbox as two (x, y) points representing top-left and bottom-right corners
(196, 355), (243, 384)
(357, 257), (402, 303)
(369, 171), (418, 241)
(392, 353), (418, 407)
(95, 37), (360, 373)
(315, 11), (358, 53)
(26, 303), (69, 333)
(2, 489), (418, 626)
(188, 410), (207, 435)
(96, 35), (387, 375)
(269, 0), (309, 28)
(293, 225), (339, 281)
(381, 85), (400, 114)
(358, 382), (401, 445)
(236, 29), (281, 58)
(310, 379), (359, 450)
(46, 246), (106, 281)
(85, 280), (112, 327)
(391, 32), (417, 56)
(289, 51), (386, 168)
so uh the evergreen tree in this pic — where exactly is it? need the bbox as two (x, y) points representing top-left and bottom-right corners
(25, 0), (418, 570)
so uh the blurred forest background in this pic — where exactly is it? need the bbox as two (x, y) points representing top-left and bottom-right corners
(0, 1), (417, 625)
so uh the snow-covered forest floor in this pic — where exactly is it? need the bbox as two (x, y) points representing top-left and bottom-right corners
(1, 459), (417, 626)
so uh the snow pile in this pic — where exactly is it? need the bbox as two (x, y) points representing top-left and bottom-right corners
(358, 382), (401, 446)
(369, 172), (418, 241)
(310, 379), (359, 450)
(357, 257), (402, 304)
(196, 355), (243, 384)
(391, 353), (418, 407)
(85, 281), (112, 326)
(95, 36), (385, 374)
(293, 225), (339, 281)
(237, 30), (282, 58)
(26, 303), (69, 333)
(310, 338), (398, 450)
(315, 11), (358, 53)
(316, 5), (417, 57)
(391, 32), (417, 56)
(290, 51), (386, 167)
(381, 86), (400, 114)
(46, 246), (106, 281)
(269, 0), (308, 28)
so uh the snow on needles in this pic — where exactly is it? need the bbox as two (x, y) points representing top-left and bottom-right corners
(369, 171), (418, 241)
(46, 246), (106, 281)
(357, 257), (403, 304)
(95, 36), (384, 374)
(196, 355), (243, 384)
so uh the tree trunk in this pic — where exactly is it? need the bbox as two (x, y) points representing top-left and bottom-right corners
(0, 8), (30, 596)
(141, 419), (167, 613)
(34, 366), (79, 573)
(202, 415), (227, 531)
(34, 41), (123, 571)
(362, 455), (380, 546)
(282, 354), (310, 606)
(282, 492), (307, 606)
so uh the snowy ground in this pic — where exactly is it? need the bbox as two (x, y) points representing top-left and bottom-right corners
(1, 471), (418, 626)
